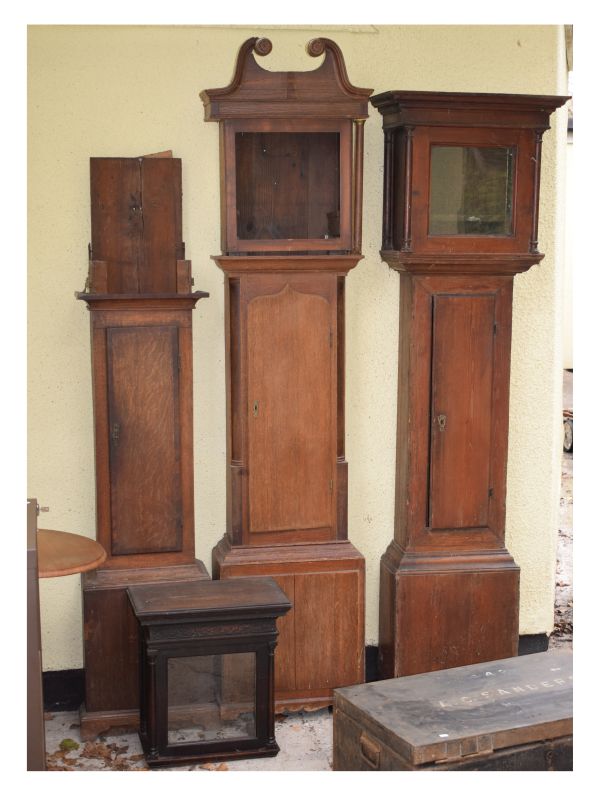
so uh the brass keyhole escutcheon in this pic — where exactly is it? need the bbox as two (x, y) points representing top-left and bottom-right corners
(437, 414), (447, 431)
(253, 401), (259, 418)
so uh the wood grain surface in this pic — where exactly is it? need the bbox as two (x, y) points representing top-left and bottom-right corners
(80, 153), (208, 739)
(370, 91), (568, 680)
(107, 325), (182, 555)
(128, 576), (291, 620)
(248, 283), (334, 536)
(429, 293), (495, 530)
(37, 529), (106, 578)
(204, 38), (369, 711)
(334, 649), (572, 768)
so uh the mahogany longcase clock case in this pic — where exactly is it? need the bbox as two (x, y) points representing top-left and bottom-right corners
(202, 38), (372, 711)
(371, 91), (568, 678)
(77, 153), (209, 738)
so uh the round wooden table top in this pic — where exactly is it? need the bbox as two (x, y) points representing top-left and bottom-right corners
(37, 529), (107, 578)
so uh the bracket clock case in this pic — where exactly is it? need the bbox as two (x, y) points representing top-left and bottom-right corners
(371, 91), (569, 678)
(202, 38), (372, 711)
(77, 153), (209, 738)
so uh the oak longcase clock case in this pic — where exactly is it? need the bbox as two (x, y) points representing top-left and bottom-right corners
(202, 37), (372, 711)
(372, 91), (568, 678)
(77, 154), (209, 738)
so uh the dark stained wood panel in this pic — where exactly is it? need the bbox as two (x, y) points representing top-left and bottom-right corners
(84, 583), (140, 711)
(429, 294), (495, 529)
(234, 132), (340, 242)
(128, 576), (290, 767)
(107, 325), (182, 555)
(90, 157), (183, 294)
(139, 158), (183, 293)
(127, 575), (291, 619)
(307, 133), (341, 240)
(91, 158), (141, 293)
(247, 284), (334, 535)
(236, 133), (307, 240)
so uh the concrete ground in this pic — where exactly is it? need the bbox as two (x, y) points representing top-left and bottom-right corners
(43, 371), (573, 771)
(549, 369), (573, 649)
(44, 708), (333, 771)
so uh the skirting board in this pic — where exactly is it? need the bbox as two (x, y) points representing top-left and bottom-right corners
(42, 636), (551, 712)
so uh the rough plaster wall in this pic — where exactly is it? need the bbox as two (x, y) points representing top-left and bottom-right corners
(28, 25), (567, 670)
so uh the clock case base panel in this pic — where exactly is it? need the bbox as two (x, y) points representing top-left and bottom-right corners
(80, 560), (209, 740)
(213, 536), (365, 712)
(378, 543), (519, 678)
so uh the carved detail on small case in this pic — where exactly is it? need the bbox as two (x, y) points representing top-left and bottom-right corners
(149, 620), (274, 641)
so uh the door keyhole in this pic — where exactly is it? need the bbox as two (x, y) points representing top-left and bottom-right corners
(437, 414), (447, 431)
(253, 400), (259, 418)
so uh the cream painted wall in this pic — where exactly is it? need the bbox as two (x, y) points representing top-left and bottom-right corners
(28, 24), (568, 670)
(563, 128), (573, 370)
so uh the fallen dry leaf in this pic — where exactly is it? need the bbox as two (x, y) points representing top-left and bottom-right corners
(107, 743), (130, 756)
(46, 748), (77, 771)
(47, 750), (71, 762)
(46, 762), (71, 771)
(81, 741), (114, 763)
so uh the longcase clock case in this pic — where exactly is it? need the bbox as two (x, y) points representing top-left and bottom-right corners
(202, 38), (372, 711)
(78, 154), (209, 738)
(371, 91), (569, 678)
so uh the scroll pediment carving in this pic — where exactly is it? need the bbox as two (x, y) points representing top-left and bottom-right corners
(201, 37), (372, 120)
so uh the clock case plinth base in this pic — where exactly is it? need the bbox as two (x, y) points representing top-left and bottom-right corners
(80, 560), (209, 740)
(378, 541), (519, 678)
(213, 536), (365, 712)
